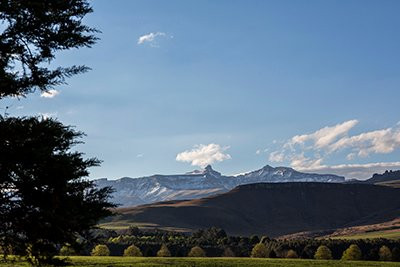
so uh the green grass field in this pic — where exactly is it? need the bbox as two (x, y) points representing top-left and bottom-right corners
(330, 230), (400, 240)
(2, 257), (400, 267)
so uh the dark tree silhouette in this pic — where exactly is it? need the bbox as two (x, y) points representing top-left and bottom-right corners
(0, 117), (115, 264)
(0, 0), (115, 265)
(0, 0), (98, 98)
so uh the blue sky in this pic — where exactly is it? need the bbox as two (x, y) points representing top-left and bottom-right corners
(4, 0), (400, 180)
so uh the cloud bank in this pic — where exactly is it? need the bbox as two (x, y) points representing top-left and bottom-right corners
(269, 119), (400, 179)
(297, 162), (400, 180)
(288, 120), (358, 149)
(176, 143), (231, 168)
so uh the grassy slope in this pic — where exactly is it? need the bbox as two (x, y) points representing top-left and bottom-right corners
(2, 257), (400, 267)
(377, 180), (400, 188)
(330, 230), (400, 240)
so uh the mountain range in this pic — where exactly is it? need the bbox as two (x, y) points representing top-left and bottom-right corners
(95, 165), (344, 207)
(101, 182), (400, 237)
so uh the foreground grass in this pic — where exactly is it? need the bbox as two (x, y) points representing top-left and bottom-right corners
(2, 257), (400, 267)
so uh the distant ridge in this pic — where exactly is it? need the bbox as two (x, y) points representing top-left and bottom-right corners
(346, 170), (400, 187)
(95, 165), (344, 207)
(365, 170), (400, 184)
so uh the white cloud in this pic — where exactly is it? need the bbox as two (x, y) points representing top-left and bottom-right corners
(289, 120), (358, 149)
(40, 89), (60, 98)
(296, 161), (400, 180)
(269, 151), (285, 162)
(290, 153), (324, 170)
(256, 149), (261, 155)
(329, 128), (400, 157)
(136, 154), (144, 158)
(176, 143), (231, 168)
(276, 119), (400, 162)
(137, 32), (166, 45)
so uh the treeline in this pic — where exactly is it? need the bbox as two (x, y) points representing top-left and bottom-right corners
(60, 227), (400, 261)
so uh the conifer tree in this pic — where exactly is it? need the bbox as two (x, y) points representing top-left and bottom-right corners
(0, 1), (115, 265)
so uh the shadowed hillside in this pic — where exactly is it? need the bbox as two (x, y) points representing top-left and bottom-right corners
(103, 183), (400, 237)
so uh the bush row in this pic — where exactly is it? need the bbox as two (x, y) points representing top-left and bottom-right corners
(60, 242), (400, 262)
(58, 227), (400, 262)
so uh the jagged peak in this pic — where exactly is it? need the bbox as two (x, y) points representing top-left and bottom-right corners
(204, 165), (213, 171)
(261, 164), (274, 170)
(204, 164), (221, 173)
(185, 165), (221, 176)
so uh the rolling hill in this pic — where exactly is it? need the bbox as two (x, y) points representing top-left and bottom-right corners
(102, 182), (400, 237)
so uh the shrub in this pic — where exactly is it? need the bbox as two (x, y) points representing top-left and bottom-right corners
(123, 245), (142, 257)
(59, 245), (76, 256)
(157, 244), (171, 257)
(222, 247), (235, 257)
(91, 245), (110, 256)
(392, 247), (400, 262)
(0, 245), (10, 256)
(367, 247), (379, 261)
(260, 236), (270, 244)
(250, 235), (260, 244)
(314, 245), (332, 260)
(0, 245), (12, 255)
(188, 246), (206, 257)
(301, 244), (315, 259)
(251, 243), (269, 258)
(286, 249), (298, 258)
(379, 245), (392, 261)
(341, 244), (362, 261)
(269, 249), (277, 258)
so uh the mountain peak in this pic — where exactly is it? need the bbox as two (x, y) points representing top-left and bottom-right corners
(204, 165), (213, 171)
(185, 165), (221, 176)
(262, 164), (274, 170)
(203, 165), (221, 177)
